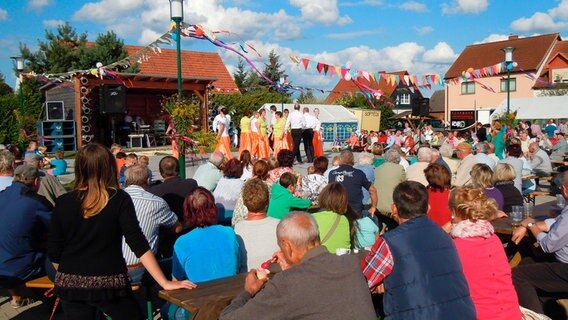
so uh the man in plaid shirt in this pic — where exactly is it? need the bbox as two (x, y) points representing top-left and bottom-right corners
(360, 181), (475, 319)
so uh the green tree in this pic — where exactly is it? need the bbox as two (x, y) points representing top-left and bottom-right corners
(243, 71), (262, 92)
(261, 49), (287, 86)
(0, 94), (18, 144)
(297, 90), (320, 104)
(233, 58), (248, 92)
(78, 31), (136, 72)
(0, 74), (13, 96)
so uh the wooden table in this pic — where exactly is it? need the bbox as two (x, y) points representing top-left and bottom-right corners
(492, 201), (559, 235)
(159, 273), (246, 316)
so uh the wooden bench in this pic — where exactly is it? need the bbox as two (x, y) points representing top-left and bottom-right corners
(525, 190), (550, 205)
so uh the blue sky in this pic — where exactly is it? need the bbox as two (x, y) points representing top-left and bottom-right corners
(0, 0), (566, 95)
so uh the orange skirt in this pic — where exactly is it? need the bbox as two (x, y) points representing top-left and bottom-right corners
(238, 131), (252, 158)
(286, 132), (293, 150)
(273, 136), (286, 159)
(257, 134), (271, 159)
(249, 132), (260, 158)
(215, 135), (232, 160)
(313, 131), (324, 157)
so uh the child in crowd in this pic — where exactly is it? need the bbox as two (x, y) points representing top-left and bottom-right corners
(119, 153), (137, 188)
(37, 145), (50, 168)
(138, 155), (152, 186)
(331, 135), (341, 152)
(267, 172), (311, 219)
(23, 141), (38, 162)
(115, 151), (127, 178)
(48, 150), (67, 176)
(355, 215), (380, 250)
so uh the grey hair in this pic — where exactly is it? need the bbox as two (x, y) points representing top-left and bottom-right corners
(431, 148), (441, 158)
(417, 147), (432, 162)
(476, 141), (489, 154)
(276, 211), (320, 247)
(125, 164), (149, 187)
(358, 152), (374, 165)
(0, 150), (15, 174)
(209, 151), (225, 168)
(384, 148), (401, 163)
(439, 144), (454, 158)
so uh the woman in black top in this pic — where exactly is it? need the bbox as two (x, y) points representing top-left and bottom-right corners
(48, 143), (195, 320)
(493, 163), (523, 213)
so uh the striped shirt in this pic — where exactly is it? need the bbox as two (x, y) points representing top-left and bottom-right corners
(122, 185), (178, 265)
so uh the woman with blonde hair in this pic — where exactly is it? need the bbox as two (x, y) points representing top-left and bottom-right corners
(493, 163), (523, 213)
(449, 187), (521, 320)
(470, 163), (504, 211)
(48, 143), (194, 319)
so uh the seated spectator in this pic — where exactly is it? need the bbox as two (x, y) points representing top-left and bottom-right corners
(267, 172), (311, 219)
(123, 164), (181, 283)
(172, 187), (241, 282)
(374, 149), (406, 226)
(499, 144), (524, 193)
(493, 163), (523, 213)
(511, 171), (568, 318)
(449, 187), (521, 320)
(406, 147), (432, 186)
(0, 150), (15, 191)
(220, 212), (376, 320)
(361, 181), (475, 319)
(323, 155), (340, 179)
(331, 135), (342, 153)
(23, 140), (38, 163)
(550, 132), (567, 161)
(267, 149), (301, 187)
(347, 132), (361, 151)
(527, 142), (552, 176)
(37, 145), (50, 168)
(213, 158), (245, 225)
(234, 179), (279, 271)
(119, 153), (138, 188)
(26, 156), (66, 206)
(138, 155), (153, 185)
(354, 153), (375, 206)
(453, 142), (479, 187)
(313, 183), (353, 253)
(439, 143), (458, 178)
(371, 143), (385, 167)
(300, 156), (328, 205)
(193, 151), (225, 191)
(48, 150), (67, 177)
(232, 160), (271, 226)
(470, 163), (505, 211)
(424, 163), (452, 229)
(114, 151), (127, 179)
(0, 165), (52, 308)
(239, 150), (253, 181)
(430, 148), (450, 174)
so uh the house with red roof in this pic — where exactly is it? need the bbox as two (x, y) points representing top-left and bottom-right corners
(444, 33), (563, 128)
(326, 71), (424, 115)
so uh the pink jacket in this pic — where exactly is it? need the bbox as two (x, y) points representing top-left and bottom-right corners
(453, 235), (522, 320)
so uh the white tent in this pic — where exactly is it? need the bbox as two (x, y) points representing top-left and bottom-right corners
(491, 96), (568, 120)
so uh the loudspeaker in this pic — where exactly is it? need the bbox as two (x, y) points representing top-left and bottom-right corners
(411, 98), (420, 116)
(420, 98), (430, 116)
(100, 85), (126, 114)
(46, 101), (64, 120)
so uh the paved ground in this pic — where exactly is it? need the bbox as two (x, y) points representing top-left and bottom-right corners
(0, 147), (559, 319)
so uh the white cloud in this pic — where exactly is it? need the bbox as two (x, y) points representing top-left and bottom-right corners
(441, 0), (488, 15)
(43, 19), (65, 28)
(422, 42), (457, 64)
(0, 8), (7, 21)
(510, 0), (568, 34)
(289, 0), (352, 26)
(325, 29), (382, 40)
(414, 26), (433, 36)
(27, 0), (52, 12)
(73, 0), (144, 24)
(511, 12), (568, 33)
(400, 1), (428, 13)
(474, 33), (510, 44)
(341, 0), (383, 7)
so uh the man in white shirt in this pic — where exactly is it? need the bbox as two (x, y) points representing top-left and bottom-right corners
(302, 107), (317, 163)
(474, 142), (496, 170)
(453, 142), (478, 187)
(528, 142), (552, 176)
(285, 102), (306, 163)
(123, 164), (181, 283)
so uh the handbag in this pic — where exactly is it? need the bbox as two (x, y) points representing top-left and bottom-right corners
(321, 214), (342, 244)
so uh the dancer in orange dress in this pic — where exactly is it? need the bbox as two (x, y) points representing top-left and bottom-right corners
(283, 109), (293, 151)
(257, 109), (271, 159)
(214, 107), (232, 159)
(249, 111), (260, 158)
(238, 112), (252, 158)
(272, 111), (286, 159)
(312, 108), (324, 157)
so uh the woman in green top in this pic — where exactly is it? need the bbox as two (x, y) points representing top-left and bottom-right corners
(313, 183), (354, 253)
(257, 110), (270, 159)
(489, 120), (505, 160)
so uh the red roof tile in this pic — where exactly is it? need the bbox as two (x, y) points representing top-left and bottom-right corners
(124, 45), (239, 93)
(538, 40), (568, 78)
(445, 33), (560, 79)
(326, 71), (411, 103)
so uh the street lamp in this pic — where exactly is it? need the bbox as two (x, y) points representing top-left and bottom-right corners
(502, 46), (515, 114)
(10, 56), (25, 119)
(169, 0), (186, 178)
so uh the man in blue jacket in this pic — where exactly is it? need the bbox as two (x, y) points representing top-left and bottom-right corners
(0, 165), (52, 308)
(361, 181), (475, 320)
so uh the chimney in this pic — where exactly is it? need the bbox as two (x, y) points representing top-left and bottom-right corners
(508, 35), (519, 40)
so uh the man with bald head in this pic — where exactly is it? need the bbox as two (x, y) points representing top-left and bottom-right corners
(453, 142), (478, 187)
(527, 142), (552, 177)
(220, 211), (375, 320)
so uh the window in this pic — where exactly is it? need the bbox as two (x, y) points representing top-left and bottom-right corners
(500, 78), (517, 92)
(398, 93), (410, 104)
(461, 81), (475, 95)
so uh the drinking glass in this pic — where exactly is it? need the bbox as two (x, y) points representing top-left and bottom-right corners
(510, 205), (523, 227)
(523, 203), (533, 219)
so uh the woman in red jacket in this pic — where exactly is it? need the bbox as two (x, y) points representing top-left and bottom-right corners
(449, 187), (522, 320)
